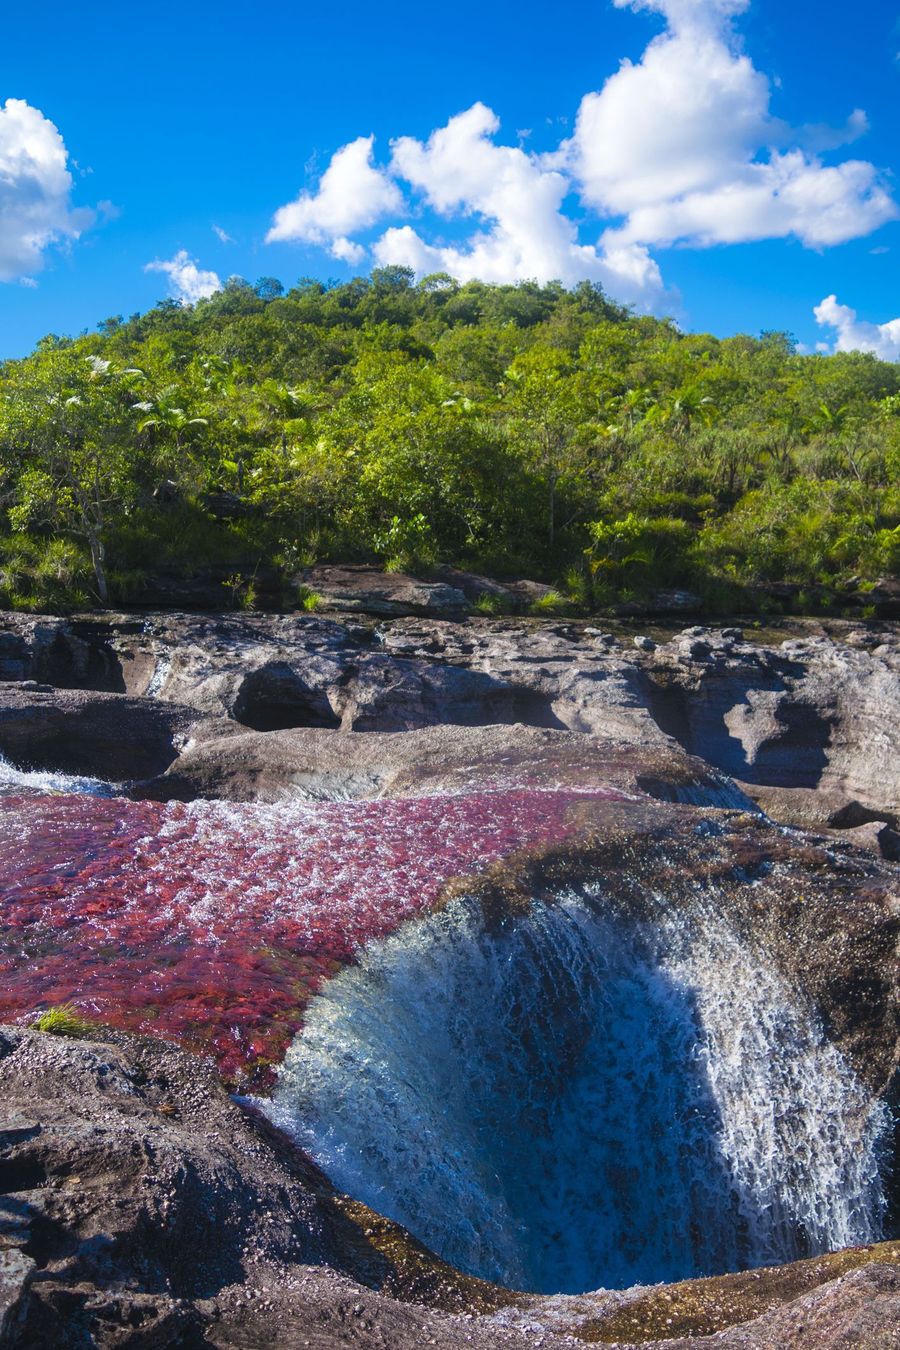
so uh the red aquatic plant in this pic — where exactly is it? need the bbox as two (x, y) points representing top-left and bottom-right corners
(0, 787), (624, 1088)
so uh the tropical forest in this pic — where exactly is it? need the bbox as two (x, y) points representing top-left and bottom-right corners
(1, 267), (898, 615)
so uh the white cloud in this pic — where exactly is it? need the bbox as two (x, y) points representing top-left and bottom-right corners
(144, 249), (221, 304)
(265, 105), (666, 308)
(613, 0), (750, 31)
(571, 0), (896, 253)
(212, 224), (235, 244)
(264, 0), (895, 311)
(374, 104), (666, 309)
(602, 153), (896, 251)
(814, 295), (900, 361)
(330, 236), (366, 265)
(266, 136), (402, 257)
(0, 98), (92, 282)
(796, 108), (868, 154)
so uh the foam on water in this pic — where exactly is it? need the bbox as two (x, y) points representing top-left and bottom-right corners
(0, 755), (115, 798)
(267, 888), (888, 1294)
(0, 785), (619, 1083)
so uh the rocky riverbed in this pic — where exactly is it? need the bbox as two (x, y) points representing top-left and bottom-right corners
(1, 605), (897, 840)
(0, 600), (897, 1347)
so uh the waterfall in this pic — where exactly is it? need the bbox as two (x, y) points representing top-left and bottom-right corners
(265, 886), (888, 1295)
(0, 755), (115, 797)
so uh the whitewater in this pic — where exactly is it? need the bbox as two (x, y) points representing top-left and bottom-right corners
(267, 887), (889, 1294)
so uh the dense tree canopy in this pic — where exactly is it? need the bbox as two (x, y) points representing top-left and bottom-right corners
(1, 270), (897, 613)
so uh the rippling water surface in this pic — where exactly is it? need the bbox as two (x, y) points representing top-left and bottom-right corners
(2, 760), (888, 1291)
(0, 777), (619, 1084)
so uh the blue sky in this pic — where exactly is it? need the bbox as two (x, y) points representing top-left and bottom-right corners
(0, 0), (898, 358)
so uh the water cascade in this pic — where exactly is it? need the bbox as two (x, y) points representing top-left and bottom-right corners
(267, 887), (888, 1295)
(0, 755), (114, 798)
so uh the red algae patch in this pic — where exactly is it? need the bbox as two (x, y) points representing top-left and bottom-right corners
(0, 787), (623, 1087)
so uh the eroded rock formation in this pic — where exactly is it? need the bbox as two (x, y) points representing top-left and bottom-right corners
(1, 610), (897, 834)
(1, 1023), (898, 1348)
(0, 603), (898, 1346)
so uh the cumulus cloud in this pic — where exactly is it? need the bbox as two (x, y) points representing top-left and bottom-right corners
(372, 104), (665, 307)
(814, 295), (900, 361)
(571, 0), (896, 253)
(144, 249), (221, 304)
(601, 153), (896, 251)
(330, 235), (366, 265)
(265, 0), (895, 309)
(0, 97), (92, 283)
(613, 0), (750, 31)
(266, 136), (402, 259)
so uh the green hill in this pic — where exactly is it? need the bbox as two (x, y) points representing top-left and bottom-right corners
(1, 268), (897, 615)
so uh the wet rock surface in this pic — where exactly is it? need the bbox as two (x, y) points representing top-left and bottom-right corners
(0, 606), (898, 1346)
(0, 1023), (514, 1348)
(138, 722), (750, 809)
(1, 609), (897, 843)
(0, 683), (200, 780)
(1, 1024), (898, 1349)
(572, 1246), (900, 1345)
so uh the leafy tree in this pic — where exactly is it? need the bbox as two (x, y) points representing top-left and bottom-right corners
(1, 346), (148, 602)
(0, 274), (897, 614)
(503, 348), (598, 548)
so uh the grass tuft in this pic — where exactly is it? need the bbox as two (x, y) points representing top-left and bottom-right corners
(298, 585), (324, 611)
(528, 589), (575, 616)
(32, 1003), (95, 1038)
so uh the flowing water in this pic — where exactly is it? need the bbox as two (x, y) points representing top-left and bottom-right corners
(0, 755), (115, 798)
(0, 781), (618, 1083)
(0, 760), (889, 1290)
(266, 888), (889, 1294)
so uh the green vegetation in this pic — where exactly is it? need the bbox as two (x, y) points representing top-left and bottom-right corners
(32, 1003), (96, 1037)
(297, 585), (324, 612)
(1, 268), (897, 614)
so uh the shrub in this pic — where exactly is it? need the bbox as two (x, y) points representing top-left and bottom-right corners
(0, 533), (93, 612)
(587, 514), (694, 598)
(223, 572), (258, 610)
(374, 513), (436, 575)
(695, 481), (898, 587)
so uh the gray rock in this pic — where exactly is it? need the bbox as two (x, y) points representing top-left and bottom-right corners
(298, 565), (470, 617)
(138, 722), (749, 808)
(836, 821), (900, 863)
(653, 589), (703, 613)
(0, 1248), (36, 1342)
(0, 610), (897, 832)
(0, 684), (199, 781)
(645, 631), (900, 824)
